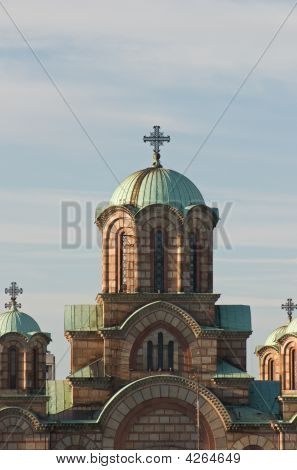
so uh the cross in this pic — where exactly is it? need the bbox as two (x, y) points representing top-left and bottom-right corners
(281, 298), (297, 322)
(5, 281), (23, 309)
(143, 125), (170, 154)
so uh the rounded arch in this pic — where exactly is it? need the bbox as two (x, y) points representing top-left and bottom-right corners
(231, 435), (275, 450)
(120, 300), (202, 338)
(54, 434), (98, 450)
(0, 407), (41, 432)
(99, 375), (230, 450)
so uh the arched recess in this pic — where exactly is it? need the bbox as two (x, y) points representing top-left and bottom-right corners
(101, 208), (136, 294)
(0, 407), (45, 450)
(282, 340), (297, 390)
(99, 375), (230, 450)
(116, 301), (201, 375)
(231, 435), (275, 450)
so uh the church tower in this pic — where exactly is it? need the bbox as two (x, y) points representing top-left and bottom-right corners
(64, 127), (258, 450)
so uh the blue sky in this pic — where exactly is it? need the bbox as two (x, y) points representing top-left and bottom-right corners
(0, 0), (297, 378)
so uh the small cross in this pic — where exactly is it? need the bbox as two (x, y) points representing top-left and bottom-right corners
(143, 125), (170, 154)
(5, 281), (23, 309)
(281, 298), (297, 322)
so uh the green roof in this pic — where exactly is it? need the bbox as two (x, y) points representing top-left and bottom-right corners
(285, 317), (297, 335)
(249, 380), (280, 417)
(215, 305), (252, 332)
(109, 167), (205, 213)
(214, 360), (253, 379)
(46, 380), (72, 415)
(0, 305), (45, 338)
(264, 325), (288, 346)
(69, 358), (104, 378)
(64, 304), (103, 332)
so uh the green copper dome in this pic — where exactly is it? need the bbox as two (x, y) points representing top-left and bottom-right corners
(264, 325), (288, 346)
(285, 318), (297, 335)
(109, 167), (205, 212)
(0, 305), (41, 338)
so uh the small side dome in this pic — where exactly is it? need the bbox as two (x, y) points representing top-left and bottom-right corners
(109, 167), (205, 213)
(285, 318), (297, 336)
(0, 305), (41, 337)
(264, 325), (288, 346)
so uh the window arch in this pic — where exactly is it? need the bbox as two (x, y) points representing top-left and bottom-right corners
(268, 358), (274, 381)
(119, 231), (127, 292)
(32, 348), (39, 389)
(147, 341), (153, 371)
(189, 233), (198, 292)
(154, 230), (164, 292)
(168, 341), (174, 371)
(289, 348), (296, 390)
(8, 347), (18, 389)
(157, 332), (163, 370)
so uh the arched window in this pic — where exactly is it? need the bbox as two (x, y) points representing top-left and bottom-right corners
(119, 232), (127, 292)
(268, 358), (274, 380)
(189, 233), (197, 292)
(32, 348), (39, 389)
(147, 341), (153, 371)
(157, 332), (163, 370)
(154, 230), (164, 292)
(8, 347), (18, 389)
(168, 341), (174, 371)
(289, 349), (296, 390)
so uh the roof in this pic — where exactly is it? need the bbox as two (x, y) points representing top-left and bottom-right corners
(214, 360), (253, 379)
(46, 380), (72, 415)
(264, 325), (288, 346)
(64, 304), (103, 332)
(249, 380), (281, 417)
(0, 305), (46, 338)
(215, 305), (252, 332)
(109, 167), (205, 213)
(69, 358), (104, 378)
(285, 317), (297, 335)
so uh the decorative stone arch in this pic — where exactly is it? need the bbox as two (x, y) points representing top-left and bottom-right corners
(135, 204), (184, 230)
(99, 375), (230, 450)
(117, 301), (202, 373)
(231, 434), (275, 450)
(54, 434), (98, 450)
(96, 205), (136, 231)
(0, 407), (41, 432)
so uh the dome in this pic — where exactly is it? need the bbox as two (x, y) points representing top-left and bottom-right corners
(109, 166), (205, 213)
(285, 318), (297, 336)
(0, 305), (41, 337)
(264, 325), (288, 346)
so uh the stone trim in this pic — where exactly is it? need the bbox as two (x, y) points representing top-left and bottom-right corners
(118, 301), (203, 338)
(0, 407), (42, 431)
(231, 434), (275, 450)
(97, 293), (221, 303)
(99, 375), (231, 428)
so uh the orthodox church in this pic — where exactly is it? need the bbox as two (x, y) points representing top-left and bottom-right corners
(0, 126), (297, 450)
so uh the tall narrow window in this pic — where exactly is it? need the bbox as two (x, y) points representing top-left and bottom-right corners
(120, 232), (127, 292)
(147, 341), (153, 371)
(32, 348), (38, 389)
(168, 341), (174, 371)
(290, 349), (296, 389)
(268, 358), (274, 381)
(189, 233), (197, 292)
(157, 332), (163, 370)
(9, 347), (18, 389)
(154, 230), (164, 292)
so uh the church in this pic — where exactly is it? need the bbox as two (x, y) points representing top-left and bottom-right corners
(0, 126), (297, 450)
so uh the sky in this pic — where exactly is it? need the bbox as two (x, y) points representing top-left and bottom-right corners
(0, 0), (297, 378)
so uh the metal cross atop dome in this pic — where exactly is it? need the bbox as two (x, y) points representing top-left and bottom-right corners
(281, 298), (297, 323)
(5, 281), (23, 309)
(143, 125), (170, 154)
